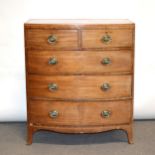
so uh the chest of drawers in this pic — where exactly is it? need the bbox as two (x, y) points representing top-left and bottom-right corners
(24, 19), (135, 144)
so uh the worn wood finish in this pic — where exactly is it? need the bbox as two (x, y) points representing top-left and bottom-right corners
(26, 30), (78, 50)
(27, 123), (133, 144)
(28, 50), (132, 75)
(25, 19), (135, 144)
(28, 75), (132, 100)
(24, 19), (134, 29)
(29, 100), (131, 126)
(82, 29), (133, 49)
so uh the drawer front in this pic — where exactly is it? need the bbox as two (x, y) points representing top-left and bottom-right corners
(28, 75), (132, 100)
(26, 30), (78, 50)
(29, 100), (131, 126)
(82, 29), (133, 49)
(28, 51), (132, 74)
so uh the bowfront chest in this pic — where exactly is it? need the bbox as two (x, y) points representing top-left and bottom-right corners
(24, 19), (135, 144)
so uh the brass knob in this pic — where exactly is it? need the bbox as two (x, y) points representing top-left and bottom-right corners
(48, 83), (58, 91)
(101, 34), (112, 44)
(101, 83), (110, 91)
(49, 110), (59, 118)
(48, 57), (58, 65)
(102, 58), (111, 65)
(48, 35), (57, 44)
(101, 110), (111, 118)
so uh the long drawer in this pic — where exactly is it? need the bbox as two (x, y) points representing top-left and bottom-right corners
(27, 51), (132, 75)
(29, 100), (131, 126)
(28, 75), (132, 100)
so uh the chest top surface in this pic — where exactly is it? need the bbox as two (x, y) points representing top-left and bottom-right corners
(24, 19), (134, 29)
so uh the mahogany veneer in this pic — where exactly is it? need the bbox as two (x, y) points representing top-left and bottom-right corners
(24, 19), (135, 144)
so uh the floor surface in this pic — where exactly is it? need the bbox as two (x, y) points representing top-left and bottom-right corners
(0, 121), (155, 155)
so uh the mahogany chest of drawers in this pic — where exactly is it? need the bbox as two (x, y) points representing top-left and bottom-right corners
(24, 19), (135, 144)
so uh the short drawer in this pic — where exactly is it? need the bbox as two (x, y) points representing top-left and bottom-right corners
(29, 100), (131, 126)
(27, 50), (132, 74)
(82, 29), (133, 49)
(28, 75), (132, 100)
(26, 30), (78, 50)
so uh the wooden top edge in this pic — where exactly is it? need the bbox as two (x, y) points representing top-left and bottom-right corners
(24, 19), (135, 29)
(25, 19), (134, 24)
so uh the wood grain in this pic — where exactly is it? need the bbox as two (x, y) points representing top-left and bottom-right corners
(26, 29), (78, 50)
(82, 29), (133, 49)
(24, 19), (134, 29)
(27, 50), (132, 75)
(28, 75), (132, 100)
(25, 19), (135, 144)
(29, 100), (131, 126)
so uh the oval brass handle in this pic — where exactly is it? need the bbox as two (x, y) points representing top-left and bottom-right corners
(101, 83), (110, 91)
(48, 35), (57, 44)
(102, 58), (111, 65)
(49, 110), (59, 118)
(101, 34), (112, 44)
(101, 110), (111, 118)
(48, 57), (58, 65)
(48, 83), (58, 91)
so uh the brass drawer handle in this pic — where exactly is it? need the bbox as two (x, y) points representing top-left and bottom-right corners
(101, 110), (111, 118)
(48, 57), (58, 65)
(49, 110), (59, 118)
(101, 34), (112, 44)
(48, 83), (58, 91)
(101, 58), (111, 65)
(101, 83), (110, 91)
(48, 35), (57, 44)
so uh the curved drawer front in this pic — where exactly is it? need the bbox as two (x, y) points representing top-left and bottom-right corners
(29, 100), (131, 126)
(28, 75), (132, 100)
(82, 29), (133, 49)
(28, 51), (132, 74)
(26, 29), (78, 50)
